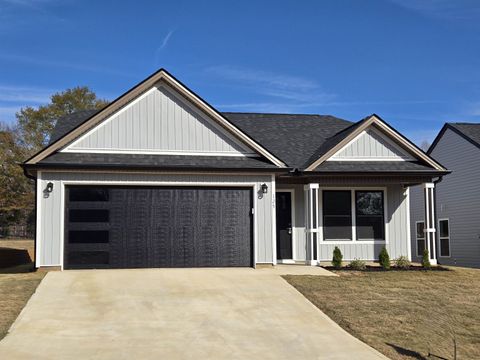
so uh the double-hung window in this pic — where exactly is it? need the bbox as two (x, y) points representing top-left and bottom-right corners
(322, 190), (385, 241)
(416, 221), (425, 256)
(439, 219), (450, 257)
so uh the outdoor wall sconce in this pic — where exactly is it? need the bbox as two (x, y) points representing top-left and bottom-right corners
(260, 183), (268, 194)
(46, 182), (54, 193)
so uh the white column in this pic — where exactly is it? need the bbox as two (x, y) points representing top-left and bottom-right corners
(424, 182), (437, 265)
(304, 183), (319, 265)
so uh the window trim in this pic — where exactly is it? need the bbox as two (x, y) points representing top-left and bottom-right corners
(438, 218), (451, 258)
(319, 187), (388, 244)
(415, 220), (426, 257)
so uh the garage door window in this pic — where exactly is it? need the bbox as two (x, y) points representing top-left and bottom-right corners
(69, 209), (109, 222)
(69, 188), (109, 201)
(69, 230), (109, 243)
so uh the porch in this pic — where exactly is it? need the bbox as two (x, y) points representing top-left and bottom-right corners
(275, 174), (438, 265)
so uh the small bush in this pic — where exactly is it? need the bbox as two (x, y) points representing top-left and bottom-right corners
(422, 249), (431, 269)
(332, 246), (343, 269)
(349, 258), (366, 271)
(394, 256), (411, 269)
(379, 246), (390, 270)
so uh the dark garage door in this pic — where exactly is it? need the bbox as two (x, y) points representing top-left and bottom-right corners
(64, 186), (253, 269)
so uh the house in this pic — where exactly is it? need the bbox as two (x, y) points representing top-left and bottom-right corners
(23, 69), (449, 270)
(410, 123), (480, 268)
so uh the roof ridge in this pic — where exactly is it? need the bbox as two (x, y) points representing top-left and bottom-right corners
(221, 111), (340, 117)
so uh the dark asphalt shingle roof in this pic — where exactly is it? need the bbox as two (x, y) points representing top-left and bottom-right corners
(49, 109), (100, 144)
(313, 161), (437, 173)
(449, 123), (480, 148)
(37, 152), (278, 170)
(222, 112), (353, 168)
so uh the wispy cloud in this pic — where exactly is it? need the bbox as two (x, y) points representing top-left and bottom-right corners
(388, 0), (480, 21)
(160, 30), (174, 50)
(206, 65), (336, 106)
(0, 84), (53, 103)
(0, 53), (134, 77)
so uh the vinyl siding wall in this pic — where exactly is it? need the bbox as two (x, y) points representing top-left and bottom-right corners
(410, 129), (480, 268)
(63, 82), (255, 156)
(330, 127), (413, 160)
(37, 171), (275, 267)
(277, 183), (410, 261)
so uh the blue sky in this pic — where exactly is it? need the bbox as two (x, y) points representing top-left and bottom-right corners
(1, 0), (480, 145)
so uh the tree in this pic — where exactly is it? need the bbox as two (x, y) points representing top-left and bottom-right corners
(420, 140), (431, 152)
(0, 87), (108, 234)
(332, 246), (343, 269)
(379, 246), (390, 270)
(16, 86), (108, 153)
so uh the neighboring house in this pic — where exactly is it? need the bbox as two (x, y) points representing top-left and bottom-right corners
(410, 123), (480, 268)
(23, 69), (448, 270)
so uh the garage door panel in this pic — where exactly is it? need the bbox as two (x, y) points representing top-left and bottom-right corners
(65, 186), (253, 269)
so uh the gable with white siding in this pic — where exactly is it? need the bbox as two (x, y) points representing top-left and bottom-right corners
(329, 126), (415, 161)
(62, 82), (257, 156)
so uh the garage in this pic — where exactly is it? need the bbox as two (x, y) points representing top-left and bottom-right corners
(64, 186), (253, 269)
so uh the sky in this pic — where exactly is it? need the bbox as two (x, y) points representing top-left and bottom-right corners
(1, 0), (480, 145)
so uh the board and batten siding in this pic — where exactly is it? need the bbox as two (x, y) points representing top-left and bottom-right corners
(330, 127), (413, 160)
(36, 171), (275, 267)
(62, 82), (256, 156)
(410, 128), (480, 268)
(277, 183), (410, 261)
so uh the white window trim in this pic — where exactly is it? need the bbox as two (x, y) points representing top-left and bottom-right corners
(276, 189), (296, 263)
(318, 187), (388, 245)
(415, 220), (426, 257)
(438, 218), (451, 258)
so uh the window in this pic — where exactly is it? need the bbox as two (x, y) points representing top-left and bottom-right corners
(323, 191), (352, 240)
(69, 230), (109, 243)
(439, 219), (450, 257)
(69, 209), (109, 223)
(355, 191), (385, 240)
(69, 187), (109, 202)
(416, 221), (425, 256)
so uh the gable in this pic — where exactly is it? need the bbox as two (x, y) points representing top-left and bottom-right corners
(62, 82), (257, 156)
(329, 126), (415, 161)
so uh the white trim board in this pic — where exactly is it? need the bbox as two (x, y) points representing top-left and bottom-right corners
(61, 149), (261, 157)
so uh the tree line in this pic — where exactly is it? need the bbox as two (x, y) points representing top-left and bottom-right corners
(0, 87), (108, 237)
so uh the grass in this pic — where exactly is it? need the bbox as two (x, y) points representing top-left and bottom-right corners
(0, 240), (46, 340)
(284, 267), (480, 360)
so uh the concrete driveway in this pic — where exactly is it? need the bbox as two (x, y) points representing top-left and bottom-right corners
(0, 268), (387, 359)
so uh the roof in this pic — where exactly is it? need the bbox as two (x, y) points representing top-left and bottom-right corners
(26, 69), (286, 168)
(429, 122), (480, 154)
(34, 152), (279, 171)
(38, 110), (448, 174)
(44, 110), (354, 169)
(314, 161), (441, 173)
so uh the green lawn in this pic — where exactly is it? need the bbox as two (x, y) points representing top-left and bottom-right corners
(284, 267), (480, 360)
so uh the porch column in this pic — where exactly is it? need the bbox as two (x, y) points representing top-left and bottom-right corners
(304, 183), (319, 265)
(424, 182), (437, 265)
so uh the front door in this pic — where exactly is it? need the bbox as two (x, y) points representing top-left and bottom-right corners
(276, 191), (293, 260)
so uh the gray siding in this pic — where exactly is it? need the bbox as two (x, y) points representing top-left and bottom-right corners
(331, 127), (412, 160)
(64, 83), (255, 156)
(410, 128), (480, 268)
(37, 171), (274, 267)
(277, 184), (410, 261)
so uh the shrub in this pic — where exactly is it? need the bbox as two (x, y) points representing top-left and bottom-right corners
(332, 246), (343, 269)
(394, 256), (411, 270)
(379, 246), (390, 270)
(422, 249), (431, 269)
(349, 258), (366, 271)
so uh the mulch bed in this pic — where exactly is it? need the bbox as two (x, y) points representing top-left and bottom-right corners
(322, 265), (450, 272)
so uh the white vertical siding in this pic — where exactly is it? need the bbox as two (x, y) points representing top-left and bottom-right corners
(63, 83), (255, 156)
(37, 171), (274, 267)
(330, 127), (413, 160)
(410, 128), (480, 268)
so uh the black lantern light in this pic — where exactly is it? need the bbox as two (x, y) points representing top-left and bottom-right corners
(46, 182), (54, 193)
(260, 183), (268, 194)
